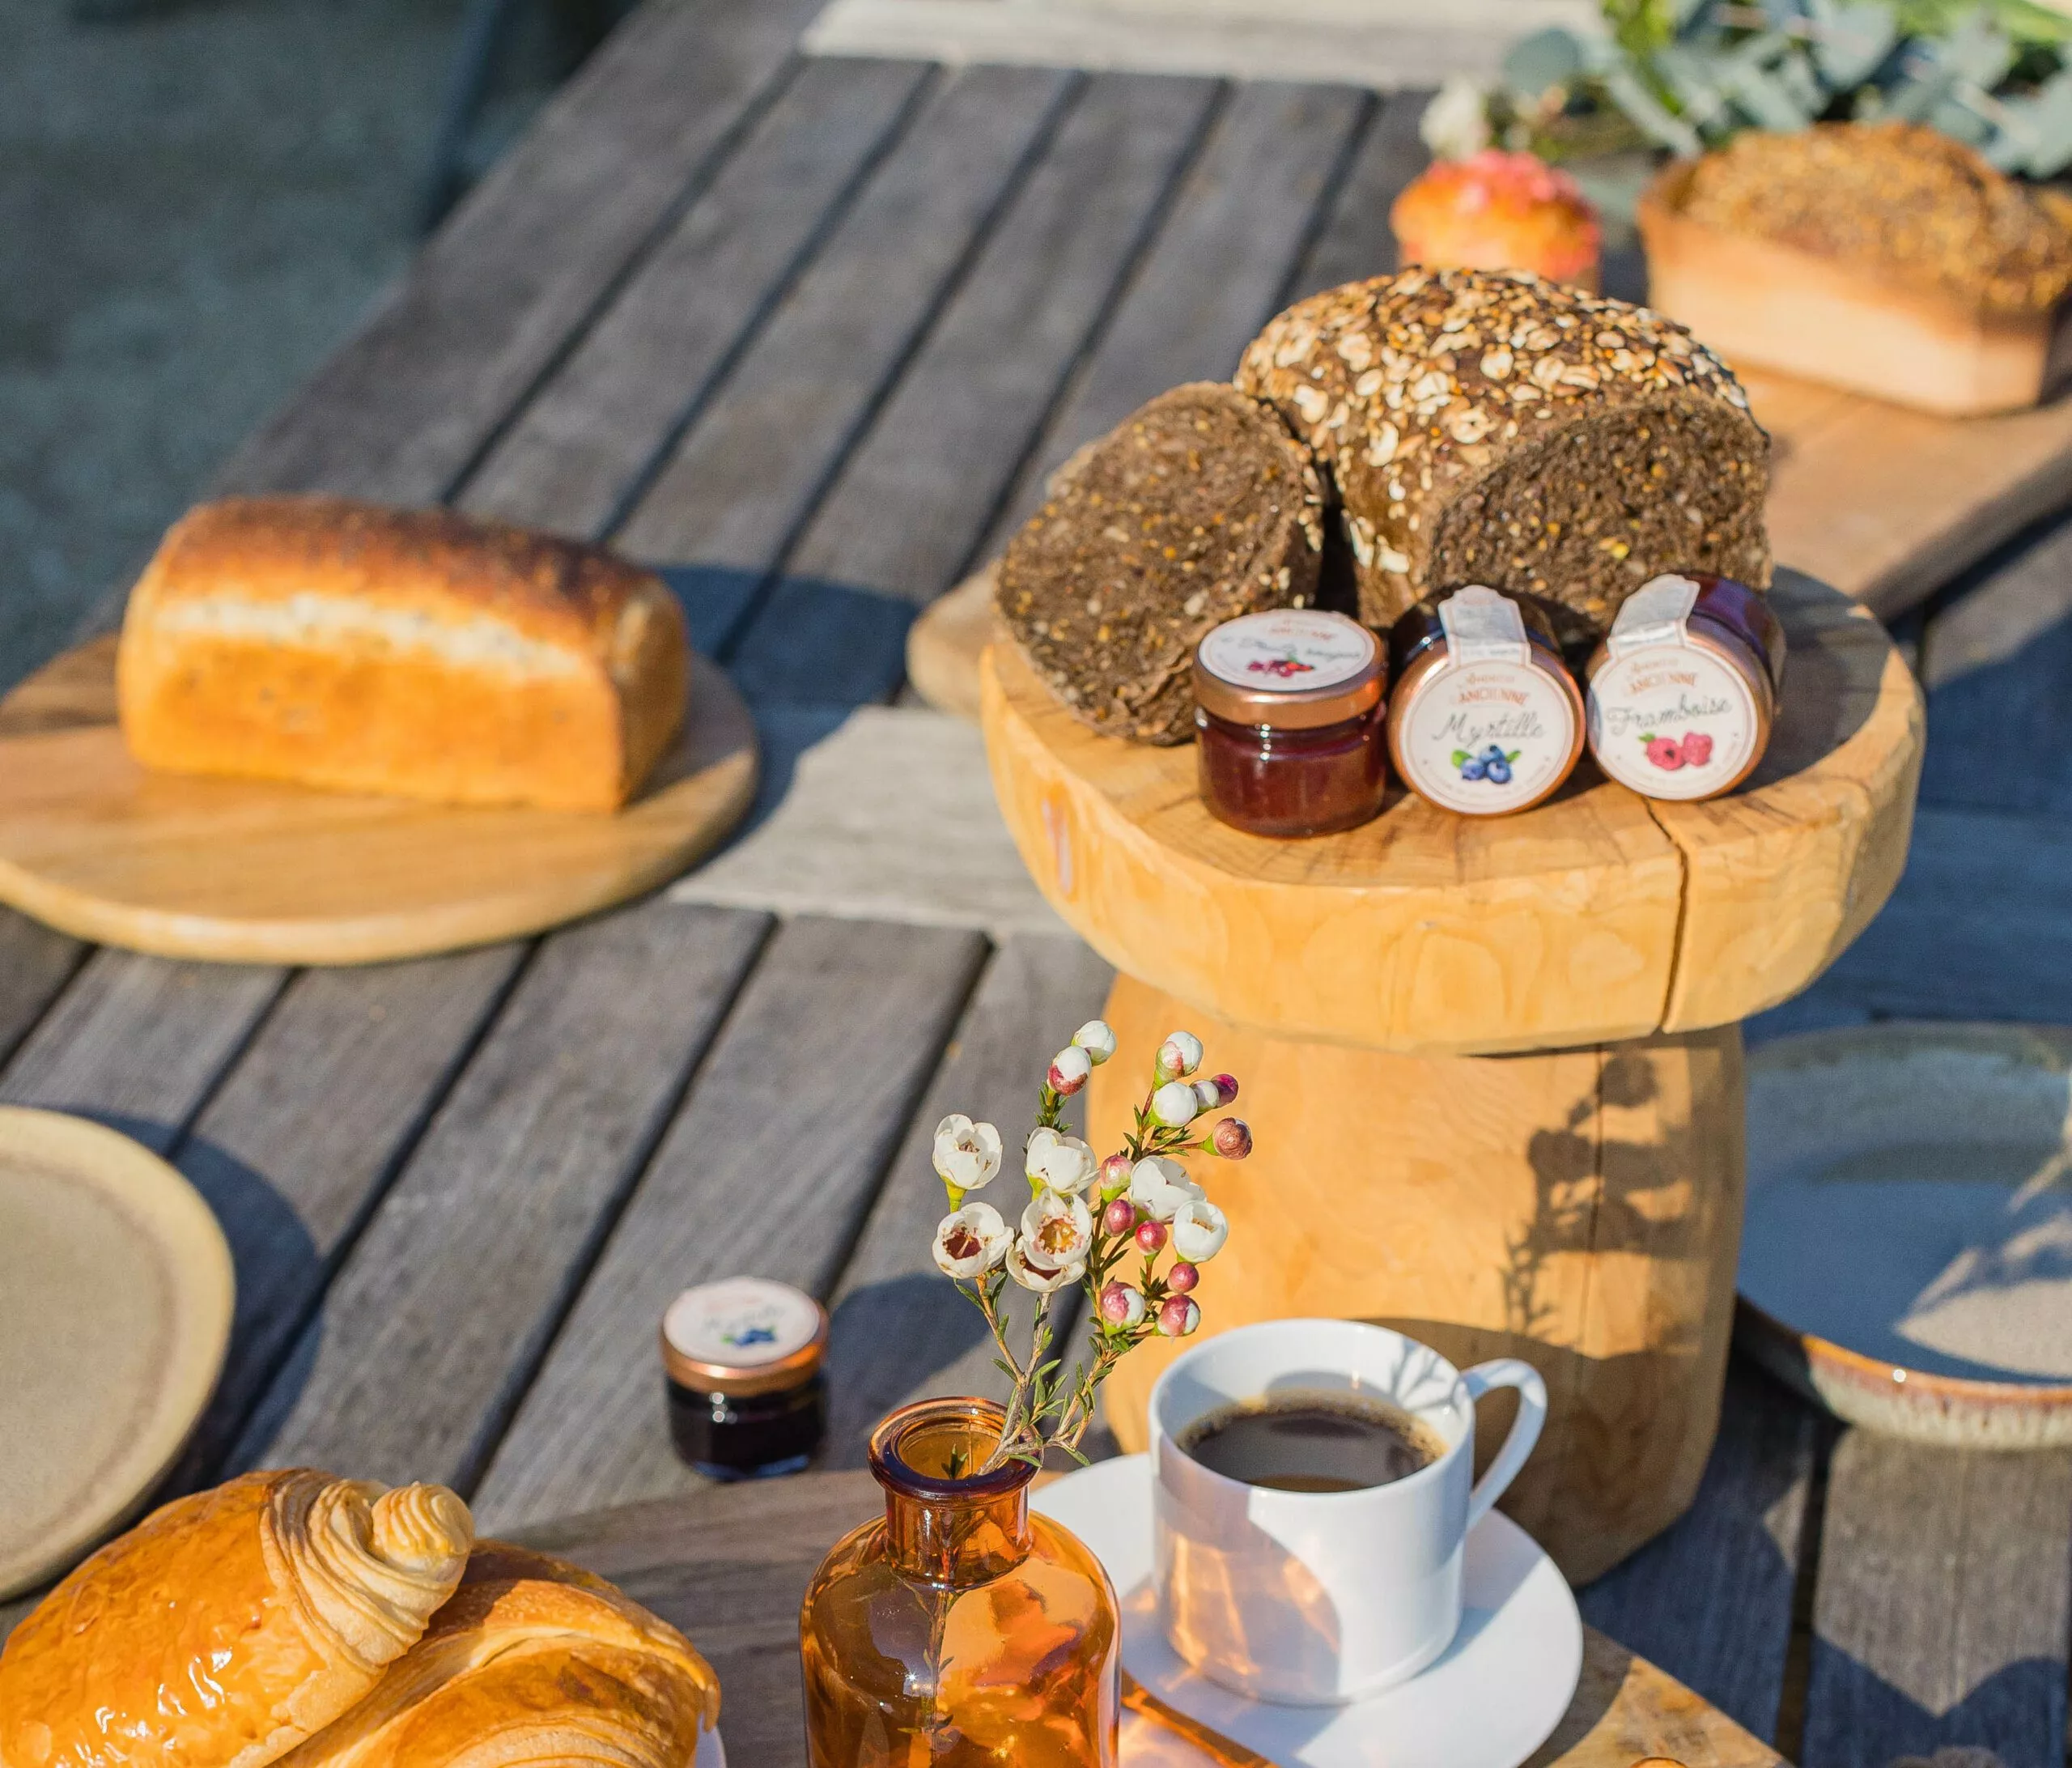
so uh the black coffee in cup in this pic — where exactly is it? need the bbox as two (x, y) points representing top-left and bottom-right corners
(1177, 1391), (1446, 1493)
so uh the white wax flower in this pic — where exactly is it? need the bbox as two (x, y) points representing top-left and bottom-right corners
(1157, 1031), (1204, 1079)
(1420, 74), (1492, 162)
(1008, 1239), (1085, 1294)
(1192, 1077), (1225, 1112)
(1021, 1190), (1095, 1270)
(1047, 1045), (1093, 1095)
(1072, 1019), (1118, 1065)
(932, 1202), (1012, 1279)
(1127, 1155), (1204, 1224)
(933, 1114), (1003, 1192)
(1150, 1080), (1203, 1128)
(1025, 1126), (1098, 1195)
(1171, 1196), (1229, 1264)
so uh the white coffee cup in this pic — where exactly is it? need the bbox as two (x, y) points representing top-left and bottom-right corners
(1149, 1318), (1548, 1706)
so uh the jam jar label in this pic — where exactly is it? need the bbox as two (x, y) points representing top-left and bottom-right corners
(1198, 609), (1377, 692)
(1590, 578), (1762, 800)
(1397, 656), (1579, 814)
(664, 1277), (822, 1370)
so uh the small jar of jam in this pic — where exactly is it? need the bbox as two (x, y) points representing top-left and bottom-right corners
(1386, 584), (1586, 816)
(661, 1277), (827, 1481)
(1585, 573), (1786, 801)
(1192, 609), (1387, 838)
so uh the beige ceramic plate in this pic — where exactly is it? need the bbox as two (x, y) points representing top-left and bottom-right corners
(0, 1107), (234, 1599)
(1739, 1023), (2072, 1448)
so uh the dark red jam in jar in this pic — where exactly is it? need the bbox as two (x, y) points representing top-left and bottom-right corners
(662, 1277), (828, 1481)
(1192, 609), (1387, 838)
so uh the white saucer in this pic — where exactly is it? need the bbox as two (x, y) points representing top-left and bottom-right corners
(696, 1725), (725, 1768)
(1033, 1456), (1582, 1768)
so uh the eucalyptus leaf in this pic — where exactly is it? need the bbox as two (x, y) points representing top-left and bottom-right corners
(1505, 26), (1588, 96)
(1807, 0), (1900, 86)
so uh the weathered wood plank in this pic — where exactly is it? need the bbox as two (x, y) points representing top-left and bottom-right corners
(990, 80), (1372, 542)
(780, 72), (1221, 606)
(1285, 87), (1429, 300)
(170, 947), (529, 1488)
(0, 952), (284, 1154)
(459, 57), (935, 540)
(228, 902), (771, 1493)
(1577, 1361), (1819, 1745)
(0, 910), (84, 1071)
(1802, 1434), (2072, 1768)
(218, 0), (820, 504)
(471, 916), (988, 1531)
(614, 65), (1076, 581)
(818, 932), (1115, 1465)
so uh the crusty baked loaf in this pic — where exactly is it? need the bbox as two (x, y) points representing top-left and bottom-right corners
(996, 383), (1325, 744)
(118, 497), (689, 813)
(1235, 269), (1771, 640)
(1675, 121), (2072, 316)
(0, 1471), (473, 1768)
(274, 1543), (720, 1768)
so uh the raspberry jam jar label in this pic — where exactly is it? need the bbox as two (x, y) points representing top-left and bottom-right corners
(1197, 609), (1378, 695)
(1588, 576), (1765, 801)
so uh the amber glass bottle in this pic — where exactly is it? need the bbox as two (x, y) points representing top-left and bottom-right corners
(799, 1398), (1120, 1768)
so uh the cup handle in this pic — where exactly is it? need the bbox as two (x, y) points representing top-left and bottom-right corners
(1461, 1358), (1548, 1532)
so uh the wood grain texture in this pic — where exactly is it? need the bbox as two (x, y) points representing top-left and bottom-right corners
(459, 56), (934, 540)
(227, 900), (771, 1492)
(169, 946), (527, 1486)
(614, 64), (1075, 573)
(0, 910), (83, 1072)
(509, 1470), (1781, 1768)
(471, 917), (987, 1530)
(784, 71), (1220, 605)
(0, 950), (284, 1154)
(217, 0), (820, 504)
(1092, 975), (1746, 1584)
(817, 931), (1114, 1465)
(982, 573), (1921, 1055)
(990, 80), (1371, 544)
(1802, 1434), (2072, 1768)
(1283, 87), (1428, 300)
(1578, 1361), (1819, 1743)
(0, 644), (758, 966)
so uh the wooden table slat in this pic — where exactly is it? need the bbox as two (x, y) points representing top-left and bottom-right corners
(0, 909), (85, 1073)
(1284, 84), (1428, 303)
(460, 55), (936, 542)
(215, 0), (821, 507)
(227, 902), (771, 1493)
(471, 916), (989, 1531)
(1803, 1433), (2072, 1768)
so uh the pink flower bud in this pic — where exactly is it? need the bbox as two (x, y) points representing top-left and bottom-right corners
(1099, 1281), (1146, 1327)
(1212, 1117), (1252, 1159)
(1192, 1077), (1223, 1112)
(1136, 1218), (1168, 1254)
(1099, 1151), (1134, 1197)
(1211, 1073), (1240, 1106)
(1157, 1295), (1201, 1337)
(1102, 1196), (1136, 1237)
(1156, 1031), (1204, 1080)
(1167, 1260), (1199, 1294)
(1048, 1046), (1092, 1096)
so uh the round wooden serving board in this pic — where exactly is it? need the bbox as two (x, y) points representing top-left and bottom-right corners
(983, 570), (1922, 1056)
(0, 636), (758, 965)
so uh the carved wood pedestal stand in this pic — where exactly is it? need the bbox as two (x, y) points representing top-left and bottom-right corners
(983, 572), (1922, 1582)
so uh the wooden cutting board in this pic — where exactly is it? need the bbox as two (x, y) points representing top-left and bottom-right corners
(0, 636), (758, 965)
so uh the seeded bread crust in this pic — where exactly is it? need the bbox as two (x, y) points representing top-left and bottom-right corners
(1235, 269), (1771, 640)
(997, 383), (1325, 745)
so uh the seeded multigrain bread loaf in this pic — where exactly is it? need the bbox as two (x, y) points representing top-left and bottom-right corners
(996, 383), (1325, 744)
(1235, 269), (1772, 641)
(119, 497), (689, 812)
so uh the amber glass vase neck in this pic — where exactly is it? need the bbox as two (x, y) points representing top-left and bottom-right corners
(868, 1398), (1034, 1587)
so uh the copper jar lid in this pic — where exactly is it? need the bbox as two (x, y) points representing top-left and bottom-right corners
(660, 1277), (829, 1399)
(1193, 609), (1383, 731)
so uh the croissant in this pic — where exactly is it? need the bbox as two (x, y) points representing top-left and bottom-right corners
(276, 1542), (720, 1768)
(0, 1470), (473, 1768)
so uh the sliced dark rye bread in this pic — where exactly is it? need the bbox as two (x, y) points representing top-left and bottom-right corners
(1236, 268), (1771, 644)
(997, 383), (1325, 745)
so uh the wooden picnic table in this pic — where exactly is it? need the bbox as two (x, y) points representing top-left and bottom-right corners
(2, 3), (2070, 1763)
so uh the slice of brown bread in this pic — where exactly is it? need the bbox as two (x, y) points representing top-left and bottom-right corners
(996, 383), (1325, 744)
(1236, 268), (1771, 641)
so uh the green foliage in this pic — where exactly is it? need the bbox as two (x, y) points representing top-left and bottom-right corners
(1481, 0), (2072, 176)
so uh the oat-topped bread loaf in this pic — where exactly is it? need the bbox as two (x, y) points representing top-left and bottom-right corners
(996, 382), (1325, 744)
(1674, 121), (2072, 317)
(1235, 268), (1771, 640)
(119, 496), (688, 813)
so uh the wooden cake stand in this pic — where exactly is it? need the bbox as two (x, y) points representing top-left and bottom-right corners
(982, 571), (1923, 1583)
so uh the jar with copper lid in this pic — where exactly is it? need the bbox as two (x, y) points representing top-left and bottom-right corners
(661, 1276), (828, 1480)
(1192, 608), (1387, 838)
(1386, 585), (1586, 816)
(1585, 572), (1786, 801)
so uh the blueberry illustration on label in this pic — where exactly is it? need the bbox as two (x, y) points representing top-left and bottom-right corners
(722, 1324), (778, 1347)
(1450, 743), (1522, 785)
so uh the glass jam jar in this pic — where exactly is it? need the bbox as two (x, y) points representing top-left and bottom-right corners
(1191, 609), (1386, 838)
(1584, 572), (1787, 801)
(1386, 584), (1586, 816)
(661, 1277), (827, 1481)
